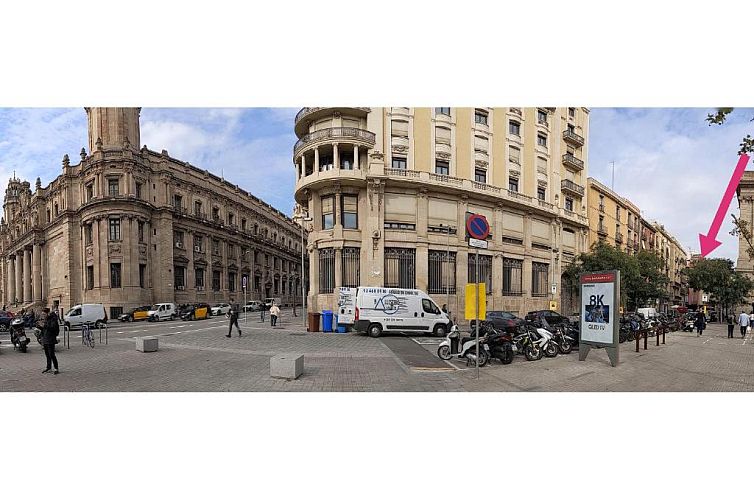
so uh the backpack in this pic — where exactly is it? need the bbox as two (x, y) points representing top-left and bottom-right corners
(47, 313), (60, 337)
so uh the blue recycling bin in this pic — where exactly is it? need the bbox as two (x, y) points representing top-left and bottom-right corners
(322, 310), (334, 332)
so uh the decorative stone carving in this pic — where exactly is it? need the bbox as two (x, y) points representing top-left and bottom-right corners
(537, 179), (548, 187)
(392, 145), (409, 153)
(86, 246), (93, 258)
(436, 152), (451, 160)
(509, 169), (520, 178)
(109, 243), (122, 255)
(139, 245), (147, 256)
(475, 160), (489, 168)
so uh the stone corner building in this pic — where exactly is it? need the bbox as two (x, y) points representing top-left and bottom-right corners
(736, 171), (754, 302)
(1, 108), (305, 317)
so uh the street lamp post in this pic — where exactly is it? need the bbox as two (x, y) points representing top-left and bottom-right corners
(294, 214), (312, 329)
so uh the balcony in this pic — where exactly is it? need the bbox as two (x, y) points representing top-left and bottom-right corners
(615, 233), (624, 244)
(597, 225), (608, 236)
(598, 204), (605, 213)
(294, 127), (376, 157)
(294, 108), (371, 136)
(560, 179), (584, 197)
(562, 153), (584, 171)
(563, 129), (585, 147)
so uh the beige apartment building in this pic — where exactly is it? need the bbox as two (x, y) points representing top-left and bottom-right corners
(586, 177), (688, 310)
(293, 107), (590, 317)
(0, 108), (304, 318)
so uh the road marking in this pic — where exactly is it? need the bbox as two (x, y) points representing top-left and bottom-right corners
(412, 366), (455, 373)
(703, 337), (711, 345)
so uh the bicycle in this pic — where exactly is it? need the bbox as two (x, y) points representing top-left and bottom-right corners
(81, 321), (95, 348)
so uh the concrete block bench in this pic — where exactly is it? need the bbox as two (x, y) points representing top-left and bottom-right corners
(270, 354), (304, 380)
(136, 336), (159, 352)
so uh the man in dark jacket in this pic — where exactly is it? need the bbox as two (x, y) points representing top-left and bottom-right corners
(41, 308), (60, 374)
(226, 298), (242, 337)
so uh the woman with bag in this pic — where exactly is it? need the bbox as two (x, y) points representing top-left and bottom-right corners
(41, 308), (60, 374)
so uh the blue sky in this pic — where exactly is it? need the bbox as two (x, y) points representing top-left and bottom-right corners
(1, 107), (753, 262)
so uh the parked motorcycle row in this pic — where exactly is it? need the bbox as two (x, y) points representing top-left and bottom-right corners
(437, 318), (580, 367)
(618, 313), (686, 343)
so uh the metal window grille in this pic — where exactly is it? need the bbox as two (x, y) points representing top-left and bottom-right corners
(110, 263), (121, 289)
(384, 248), (415, 288)
(212, 270), (221, 291)
(428, 250), (456, 294)
(342, 247), (361, 288)
(503, 258), (523, 296)
(228, 272), (236, 292)
(174, 266), (185, 288)
(86, 266), (94, 290)
(195, 268), (205, 288)
(109, 218), (121, 241)
(139, 264), (146, 288)
(467, 254), (492, 294)
(319, 248), (335, 294)
(532, 262), (549, 297)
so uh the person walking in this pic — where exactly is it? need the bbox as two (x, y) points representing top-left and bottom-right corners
(727, 315), (735, 339)
(738, 310), (750, 338)
(695, 311), (706, 337)
(226, 298), (242, 337)
(269, 302), (280, 327)
(41, 308), (60, 374)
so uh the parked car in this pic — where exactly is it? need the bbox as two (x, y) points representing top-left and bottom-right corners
(147, 303), (178, 321)
(263, 298), (276, 310)
(525, 310), (571, 327)
(243, 300), (263, 312)
(470, 311), (524, 334)
(180, 303), (210, 320)
(118, 305), (152, 322)
(211, 303), (231, 316)
(64, 304), (108, 329)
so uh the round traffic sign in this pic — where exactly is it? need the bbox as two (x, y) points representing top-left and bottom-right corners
(466, 214), (490, 240)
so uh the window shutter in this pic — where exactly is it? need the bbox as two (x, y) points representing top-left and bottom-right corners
(435, 126), (451, 144)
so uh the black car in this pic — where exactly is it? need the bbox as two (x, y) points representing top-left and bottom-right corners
(470, 311), (524, 334)
(0, 311), (13, 331)
(525, 310), (571, 327)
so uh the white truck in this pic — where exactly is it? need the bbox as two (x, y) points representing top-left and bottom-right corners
(337, 287), (357, 329)
(354, 287), (450, 338)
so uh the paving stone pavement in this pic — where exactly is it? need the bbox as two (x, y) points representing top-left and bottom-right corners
(1, 320), (752, 391)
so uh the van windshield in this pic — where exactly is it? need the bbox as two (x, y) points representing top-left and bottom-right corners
(150, 305), (160, 311)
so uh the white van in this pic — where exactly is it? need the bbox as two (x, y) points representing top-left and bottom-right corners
(64, 304), (108, 328)
(147, 303), (178, 321)
(636, 307), (657, 319)
(354, 287), (450, 338)
(337, 287), (357, 327)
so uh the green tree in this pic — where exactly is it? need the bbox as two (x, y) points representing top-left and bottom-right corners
(563, 242), (669, 311)
(683, 258), (754, 317)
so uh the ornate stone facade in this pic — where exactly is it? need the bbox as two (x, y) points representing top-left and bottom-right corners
(0, 108), (305, 316)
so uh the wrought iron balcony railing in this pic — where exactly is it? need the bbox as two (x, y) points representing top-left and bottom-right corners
(294, 127), (376, 155)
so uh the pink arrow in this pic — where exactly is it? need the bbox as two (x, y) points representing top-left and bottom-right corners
(699, 153), (751, 257)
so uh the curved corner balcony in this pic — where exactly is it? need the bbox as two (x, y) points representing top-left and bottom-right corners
(293, 127), (376, 158)
(294, 107), (371, 136)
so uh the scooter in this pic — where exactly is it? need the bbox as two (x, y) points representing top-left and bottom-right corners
(437, 323), (489, 367)
(10, 316), (30, 352)
(529, 322), (559, 358)
(483, 323), (515, 364)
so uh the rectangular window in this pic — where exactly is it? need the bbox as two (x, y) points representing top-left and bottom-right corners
(212, 270), (221, 291)
(537, 187), (546, 201)
(508, 177), (519, 192)
(384, 222), (416, 231)
(321, 195), (334, 229)
(568, 107), (576, 118)
(341, 195), (358, 229)
(110, 307), (123, 321)
(435, 107), (451, 116)
(227, 243), (234, 259)
(565, 197), (574, 211)
(212, 239), (220, 255)
(384, 248), (415, 288)
(86, 183), (94, 202)
(228, 213), (234, 226)
(503, 258), (523, 296)
(568, 123), (576, 133)
(173, 194), (182, 209)
(108, 179), (119, 197)
(84, 223), (93, 245)
(110, 263), (122, 289)
(138, 221), (144, 243)
(86, 265), (94, 290)
(428, 250), (456, 294)
(139, 264), (146, 288)
(532, 262), (549, 297)
(509, 146), (521, 165)
(174, 231), (184, 246)
(212, 207), (220, 222)
(135, 182), (142, 199)
(474, 168), (486, 183)
(228, 272), (236, 292)
(254, 275), (260, 291)
(509, 120), (521, 136)
(194, 235), (203, 252)
(194, 201), (202, 216)
(537, 109), (547, 124)
(108, 218), (121, 241)
(319, 248), (335, 294)
(392, 157), (407, 170)
(241, 218), (247, 231)
(537, 133), (548, 147)
(342, 247), (361, 288)
(195, 268), (205, 288)
(468, 254), (492, 294)
(474, 109), (488, 125)
(339, 150), (354, 170)
(174, 266), (185, 289)
(435, 160), (449, 176)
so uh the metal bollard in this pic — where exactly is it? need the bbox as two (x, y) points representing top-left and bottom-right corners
(636, 330), (640, 352)
(656, 328), (660, 346)
(662, 327), (666, 344)
(644, 329), (648, 350)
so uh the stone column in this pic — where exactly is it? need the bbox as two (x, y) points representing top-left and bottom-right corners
(301, 155), (306, 178)
(7, 256), (15, 305)
(15, 251), (23, 302)
(40, 244), (46, 302)
(353, 145), (359, 170)
(314, 147), (320, 172)
(32, 244), (41, 302)
(23, 248), (31, 303)
(333, 143), (339, 170)
(334, 247), (342, 289)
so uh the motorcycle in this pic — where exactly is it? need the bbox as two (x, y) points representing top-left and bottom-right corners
(548, 324), (575, 354)
(437, 323), (489, 367)
(512, 324), (543, 361)
(480, 322), (515, 365)
(10, 316), (30, 352)
(527, 320), (559, 358)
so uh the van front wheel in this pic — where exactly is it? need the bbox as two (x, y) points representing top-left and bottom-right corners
(434, 324), (447, 337)
(368, 323), (382, 338)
